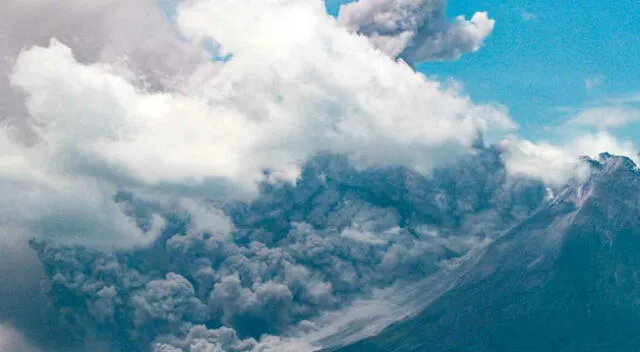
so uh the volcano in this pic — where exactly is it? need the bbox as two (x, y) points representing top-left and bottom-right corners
(334, 153), (640, 352)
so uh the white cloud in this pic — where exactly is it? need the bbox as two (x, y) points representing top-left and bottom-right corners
(0, 0), (634, 259)
(0, 125), (163, 248)
(337, 0), (495, 63)
(0, 0), (209, 143)
(584, 76), (603, 91)
(566, 106), (640, 129)
(609, 92), (640, 105)
(178, 198), (234, 238)
(503, 132), (638, 185)
(520, 11), (536, 22)
(502, 138), (585, 186)
(12, 20), (513, 189)
(175, 0), (512, 168)
(1, 0), (514, 247)
(562, 91), (640, 130)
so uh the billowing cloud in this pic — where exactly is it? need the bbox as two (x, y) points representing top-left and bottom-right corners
(1, 1), (637, 351)
(337, 0), (495, 63)
(0, 1), (514, 349)
(2, 0), (514, 248)
(0, 0), (215, 249)
(0, 0), (209, 143)
(22, 143), (640, 351)
(29, 149), (551, 351)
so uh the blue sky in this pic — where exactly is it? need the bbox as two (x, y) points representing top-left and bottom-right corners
(326, 0), (640, 142)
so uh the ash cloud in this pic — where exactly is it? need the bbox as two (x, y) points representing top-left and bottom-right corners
(29, 151), (550, 351)
(0, 0), (638, 351)
(337, 0), (495, 63)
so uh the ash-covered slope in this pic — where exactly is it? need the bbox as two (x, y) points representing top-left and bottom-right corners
(29, 147), (550, 352)
(335, 153), (640, 352)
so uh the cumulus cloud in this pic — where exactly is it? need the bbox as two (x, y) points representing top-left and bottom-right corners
(12, 1), (511, 188)
(337, 0), (495, 63)
(0, 0), (210, 143)
(0, 0), (514, 250)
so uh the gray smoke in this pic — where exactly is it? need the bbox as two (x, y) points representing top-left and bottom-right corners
(29, 150), (549, 351)
(338, 0), (495, 63)
(0, 2), (522, 351)
(0, 231), (82, 352)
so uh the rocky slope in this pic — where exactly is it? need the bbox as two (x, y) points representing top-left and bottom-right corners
(334, 153), (640, 352)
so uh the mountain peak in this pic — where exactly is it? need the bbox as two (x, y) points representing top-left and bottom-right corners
(598, 153), (638, 172)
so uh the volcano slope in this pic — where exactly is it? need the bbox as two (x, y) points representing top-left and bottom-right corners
(335, 153), (640, 352)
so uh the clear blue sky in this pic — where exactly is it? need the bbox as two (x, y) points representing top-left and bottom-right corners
(326, 0), (640, 142)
